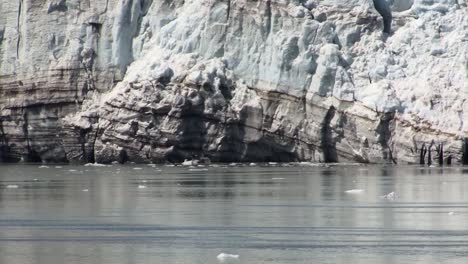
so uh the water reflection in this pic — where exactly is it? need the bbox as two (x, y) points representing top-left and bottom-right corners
(0, 164), (467, 264)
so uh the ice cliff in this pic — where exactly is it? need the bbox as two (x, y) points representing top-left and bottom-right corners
(0, 0), (467, 164)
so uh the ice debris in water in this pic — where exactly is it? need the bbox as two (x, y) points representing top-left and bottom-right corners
(448, 211), (455, 216)
(381, 192), (396, 201)
(298, 162), (322, 167)
(189, 168), (209, 171)
(138, 185), (147, 189)
(82, 189), (89, 192)
(6, 185), (19, 189)
(345, 189), (364, 194)
(38, 165), (49, 169)
(217, 253), (239, 262)
(84, 163), (108, 167)
(182, 159), (199, 166)
(133, 167), (143, 170)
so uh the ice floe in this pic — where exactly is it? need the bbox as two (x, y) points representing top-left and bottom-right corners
(217, 253), (239, 262)
(345, 189), (364, 194)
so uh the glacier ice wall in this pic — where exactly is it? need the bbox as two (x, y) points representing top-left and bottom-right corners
(0, 0), (467, 164)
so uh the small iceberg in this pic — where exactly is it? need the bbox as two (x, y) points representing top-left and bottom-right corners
(272, 177), (285, 180)
(345, 189), (364, 194)
(217, 253), (239, 262)
(82, 189), (89, 192)
(381, 192), (396, 201)
(6, 184), (19, 189)
(133, 167), (143, 170)
(138, 185), (147, 189)
(38, 165), (49, 169)
(448, 211), (455, 216)
(249, 163), (257, 166)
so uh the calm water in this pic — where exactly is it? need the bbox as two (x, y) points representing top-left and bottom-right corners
(0, 164), (468, 264)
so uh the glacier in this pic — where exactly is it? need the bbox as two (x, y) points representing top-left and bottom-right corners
(0, 0), (466, 164)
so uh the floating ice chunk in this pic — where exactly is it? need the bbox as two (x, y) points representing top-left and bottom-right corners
(38, 165), (49, 169)
(182, 159), (199, 166)
(82, 189), (89, 192)
(381, 192), (396, 201)
(133, 167), (143, 170)
(345, 189), (364, 194)
(229, 163), (238, 166)
(448, 211), (455, 216)
(268, 162), (278, 165)
(84, 163), (108, 167)
(189, 169), (209, 171)
(138, 185), (147, 189)
(217, 253), (239, 262)
(298, 162), (320, 167)
(249, 163), (257, 166)
(141, 180), (148, 183)
(55, 166), (63, 169)
(68, 169), (78, 172)
(272, 178), (285, 180)
(6, 184), (19, 189)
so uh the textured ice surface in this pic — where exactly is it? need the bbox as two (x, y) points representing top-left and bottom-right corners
(0, 0), (466, 164)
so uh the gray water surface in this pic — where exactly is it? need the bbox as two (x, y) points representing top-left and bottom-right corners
(0, 164), (468, 264)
